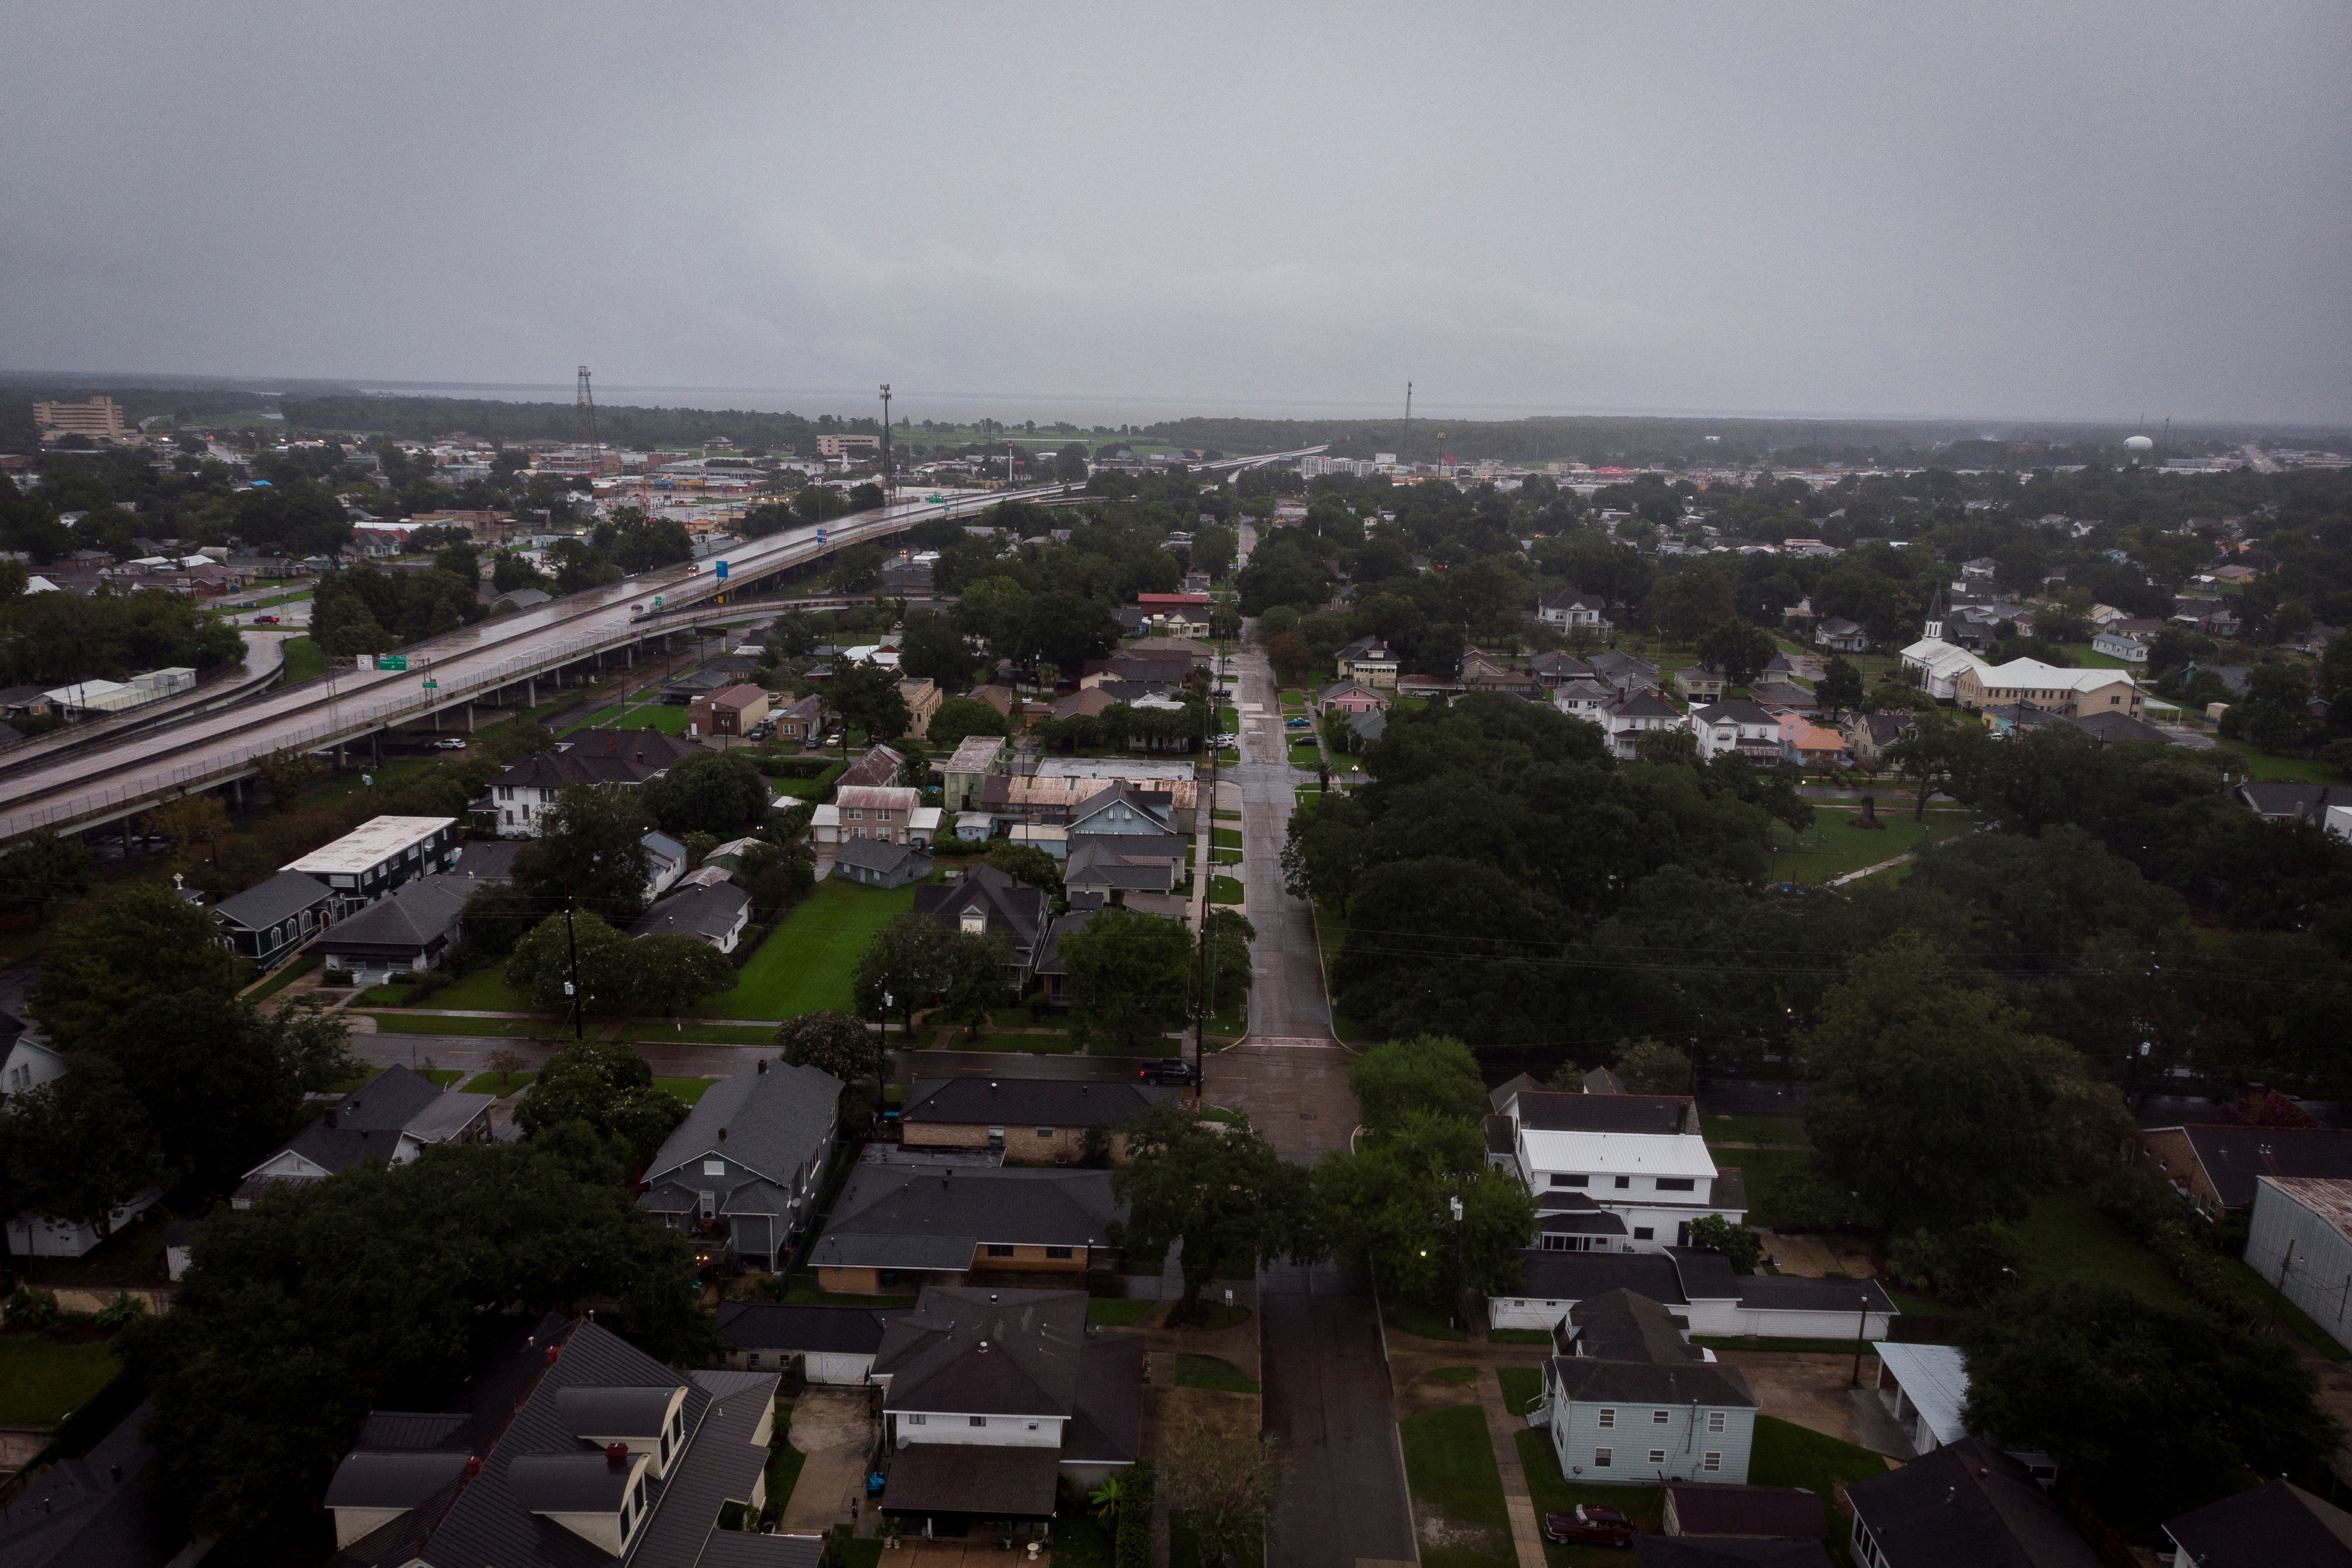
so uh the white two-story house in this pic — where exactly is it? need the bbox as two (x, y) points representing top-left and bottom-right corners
(1534, 1289), (1759, 1487)
(1492, 1090), (1745, 1250)
(1688, 699), (1785, 762)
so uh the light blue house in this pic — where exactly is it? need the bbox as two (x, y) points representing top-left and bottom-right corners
(1534, 1289), (1758, 1486)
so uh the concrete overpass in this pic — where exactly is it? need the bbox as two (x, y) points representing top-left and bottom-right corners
(0, 447), (1324, 844)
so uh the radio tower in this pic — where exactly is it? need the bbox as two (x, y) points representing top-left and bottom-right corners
(573, 365), (598, 462)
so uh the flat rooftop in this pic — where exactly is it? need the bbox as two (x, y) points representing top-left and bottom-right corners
(282, 815), (456, 875)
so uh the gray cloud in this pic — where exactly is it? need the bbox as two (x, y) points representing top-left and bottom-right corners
(3, 1), (2347, 423)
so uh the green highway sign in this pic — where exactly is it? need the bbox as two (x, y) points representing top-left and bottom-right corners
(377, 654), (408, 672)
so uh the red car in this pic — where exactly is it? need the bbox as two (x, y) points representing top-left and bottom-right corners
(1542, 1505), (1634, 1547)
(254, 614), (280, 625)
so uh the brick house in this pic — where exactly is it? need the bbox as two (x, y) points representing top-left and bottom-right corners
(899, 1077), (1181, 1165)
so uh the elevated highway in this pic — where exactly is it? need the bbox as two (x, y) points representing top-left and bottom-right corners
(0, 447), (1324, 844)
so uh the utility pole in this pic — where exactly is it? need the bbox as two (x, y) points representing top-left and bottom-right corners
(563, 889), (585, 1042)
(1849, 1289), (1871, 1386)
(575, 365), (598, 467)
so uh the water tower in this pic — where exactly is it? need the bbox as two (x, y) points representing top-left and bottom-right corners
(2125, 434), (2155, 465)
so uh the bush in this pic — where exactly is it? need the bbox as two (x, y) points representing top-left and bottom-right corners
(94, 1292), (148, 1330)
(1887, 1221), (2025, 1305)
(2091, 1169), (2191, 1246)
(4, 1289), (60, 1330)
(321, 968), (354, 986)
(1684, 1214), (1763, 1274)
(1114, 1468), (1155, 1568)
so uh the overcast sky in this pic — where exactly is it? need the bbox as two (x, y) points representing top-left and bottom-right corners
(3, 2), (2348, 425)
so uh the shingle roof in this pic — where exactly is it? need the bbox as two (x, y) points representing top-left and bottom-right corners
(715, 1302), (909, 1355)
(830, 836), (927, 877)
(1846, 1438), (2102, 1568)
(210, 869), (334, 932)
(315, 874), (473, 953)
(641, 1061), (842, 1192)
(1662, 1481), (1828, 1540)
(812, 1165), (1121, 1270)
(1489, 1073), (1545, 1112)
(1568, 1289), (1707, 1363)
(874, 1286), (1090, 1418)
(913, 864), (1044, 948)
(1512, 1250), (1689, 1305)
(1692, 700), (1777, 727)
(1515, 1092), (1692, 1135)
(630, 881), (752, 942)
(902, 1077), (1177, 1129)
(837, 744), (908, 788)
(2178, 1125), (2352, 1207)
(1733, 1273), (1896, 1315)
(1547, 1353), (1754, 1408)
(2165, 1479), (2352, 1567)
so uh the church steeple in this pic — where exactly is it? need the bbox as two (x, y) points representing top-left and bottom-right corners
(1923, 583), (1946, 643)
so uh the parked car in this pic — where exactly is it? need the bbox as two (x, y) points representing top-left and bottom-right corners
(254, 614), (280, 624)
(1285, 717), (1311, 729)
(432, 738), (468, 751)
(1138, 1059), (1200, 1087)
(1542, 1506), (1634, 1547)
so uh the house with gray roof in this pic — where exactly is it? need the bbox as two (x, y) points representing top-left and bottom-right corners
(1534, 1288), (1759, 1485)
(1063, 837), (1178, 903)
(630, 881), (753, 952)
(872, 1286), (1143, 1525)
(234, 1065), (496, 1208)
(715, 1301), (912, 1384)
(638, 1057), (842, 1273)
(1847, 1438), (2100, 1568)
(913, 864), (1050, 992)
(1488, 1244), (1895, 1342)
(900, 1076), (1178, 1165)
(811, 1164), (1123, 1295)
(829, 835), (931, 890)
(210, 868), (334, 967)
(312, 874), (479, 984)
(324, 1315), (809, 1568)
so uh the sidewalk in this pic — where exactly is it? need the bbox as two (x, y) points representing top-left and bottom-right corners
(1473, 1368), (1550, 1568)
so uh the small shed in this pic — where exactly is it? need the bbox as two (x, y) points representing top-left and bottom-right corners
(715, 1300), (909, 1384)
(831, 836), (931, 889)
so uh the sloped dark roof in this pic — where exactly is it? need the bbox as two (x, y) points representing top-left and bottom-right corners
(902, 1076), (1176, 1129)
(631, 881), (752, 942)
(1845, 1438), (2101, 1568)
(2165, 1479), (2352, 1567)
(314, 874), (471, 953)
(210, 869), (334, 932)
(0, 1399), (179, 1568)
(829, 837), (930, 878)
(1547, 1353), (1754, 1408)
(1569, 1289), (1706, 1364)
(1489, 1073), (1545, 1113)
(1664, 1247), (1743, 1302)
(838, 745), (908, 789)
(2178, 1125), (2352, 1207)
(641, 1061), (841, 1192)
(695, 1533), (826, 1568)
(913, 863), (1044, 948)
(1734, 1273), (1895, 1315)
(875, 1287), (1091, 1419)
(813, 1166), (1121, 1270)
(715, 1301), (909, 1355)
(1515, 1091), (1692, 1135)
(1514, 1250), (1689, 1305)
(1663, 1480), (1828, 1540)
(877, 1444), (1060, 1518)
(1583, 1066), (1627, 1095)
(1034, 909), (1095, 977)
(1633, 1539), (1831, 1567)
(1064, 1334), (1146, 1462)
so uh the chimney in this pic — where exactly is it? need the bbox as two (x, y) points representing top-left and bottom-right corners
(546, 1345), (561, 1365)
(466, 1456), (481, 1479)
(718, 1127), (727, 1142)
(756, 1058), (768, 1074)
(605, 1443), (629, 1467)
(325, 1106), (339, 1128)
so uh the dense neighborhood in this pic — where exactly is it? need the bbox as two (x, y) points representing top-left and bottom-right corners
(3, 405), (2352, 1568)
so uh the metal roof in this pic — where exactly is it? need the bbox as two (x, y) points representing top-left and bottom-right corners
(1518, 1129), (1719, 1179)
(1871, 1341), (1970, 1448)
(283, 816), (455, 875)
(210, 869), (334, 932)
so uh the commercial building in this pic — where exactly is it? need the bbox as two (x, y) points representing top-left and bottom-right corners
(33, 396), (128, 442)
(2245, 1176), (2352, 1354)
(281, 816), (461, 913)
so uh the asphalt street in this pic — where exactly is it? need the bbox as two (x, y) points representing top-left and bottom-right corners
(1221, 630), (1418, 1568)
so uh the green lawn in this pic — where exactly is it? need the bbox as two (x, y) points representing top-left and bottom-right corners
(278, 636), (325, 684)
(1748, 1414), (1894, 1560)
(1173, 1353), (1259, 1393)
(1515, 1428), (1665, 1568)
(654, 1077), (720, 1104)
(1496, 1365), (1544, 1416)
(601, 702), (692, 734)
(1766, 809), (1973, 885)
(2013, 1191), (2196, 1309)
(364, 1013), (570, 1038)
(1211, 828), (1244, 849)
(1701, 1114), (1809, 1146)
(410, 967), (535, 1013)
(1085, 1298), (1155, 1326)
(2208, 737), (2344, 783)
(1489, 1328), (1552, 1347)
(959, 1029), (1080, 1053)
(0, 1334), (122, 1426)
(688, 880), (919, 1019)
(460, 1070), (537, 1096)
(1399, 1404), (1512, 1568)
(1208, 876), (1245, 905)
(245, 953), (321, 1001)
(1287, 744), (1324, 769)
(1211, 809), (1241, 821)
(1393, 1301), (1470, 1342)
(1428, 1366), (1479, 1383)
(618, 1023), (783, 1045)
